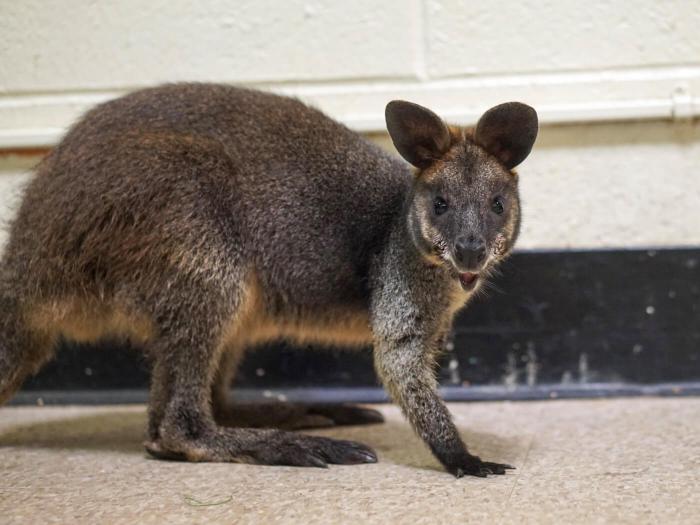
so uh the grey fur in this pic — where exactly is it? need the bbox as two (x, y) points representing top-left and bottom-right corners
(0, 83), (537, 476)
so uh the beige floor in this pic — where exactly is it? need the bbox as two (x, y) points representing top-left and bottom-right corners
(1, 398), (698, 524)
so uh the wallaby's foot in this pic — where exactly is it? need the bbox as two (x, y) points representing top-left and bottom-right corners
(145, 427), (378, 467)
(446, 453), (515, 478)
(214, 402), (384, 430)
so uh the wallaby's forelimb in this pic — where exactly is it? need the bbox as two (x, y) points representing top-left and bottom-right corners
(374, 336), (512, 477)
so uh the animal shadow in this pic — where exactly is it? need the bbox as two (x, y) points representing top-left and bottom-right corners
(0, 406), (524, 473)
(0, 409), (147, 454)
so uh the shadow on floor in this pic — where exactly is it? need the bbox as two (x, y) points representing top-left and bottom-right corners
(0, 408), (523, 471)
(0, 411), (147, 454)
(314, 420), (524, 472)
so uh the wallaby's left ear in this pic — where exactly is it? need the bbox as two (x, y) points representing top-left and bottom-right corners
(475, 102), (538, 169)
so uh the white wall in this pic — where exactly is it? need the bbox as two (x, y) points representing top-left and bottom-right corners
(1, 0), (699, 250)
(372, 119), (700, 250)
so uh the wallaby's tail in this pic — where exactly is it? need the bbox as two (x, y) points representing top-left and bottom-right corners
(0, 268), (41, 405)
(0, 292), (25, 405)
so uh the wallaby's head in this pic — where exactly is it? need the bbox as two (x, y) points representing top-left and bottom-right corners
(386, 100), (538, 291)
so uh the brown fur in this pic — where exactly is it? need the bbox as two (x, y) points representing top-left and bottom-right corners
(0, 83), (537, 476)
(224, 273), (373, 349)
(25, 298), (153, 345)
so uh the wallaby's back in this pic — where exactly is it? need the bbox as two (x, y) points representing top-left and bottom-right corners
(7, 84), (411, 303)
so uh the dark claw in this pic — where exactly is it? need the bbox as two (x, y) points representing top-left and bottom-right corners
(338, 450), (378, 465)
(305, 454), (329, 469)
(449, 455), (515, 478)
(353, 449), (378, 464)
(483, 461), (515, 474)
(327, 440), (377, 465)
(292, 435), (378, 466)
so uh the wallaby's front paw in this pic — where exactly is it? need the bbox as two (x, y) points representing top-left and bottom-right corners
(261, 435), (378, 468)
(449, 454), (515, 478)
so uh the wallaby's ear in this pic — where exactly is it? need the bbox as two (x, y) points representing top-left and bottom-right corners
(385, 100), (451, 168)
(475, 102), (538, 169)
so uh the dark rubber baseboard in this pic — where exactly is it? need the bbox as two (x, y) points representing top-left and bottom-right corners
(16, 247), (700, 403)
(10, 382), (700, 406)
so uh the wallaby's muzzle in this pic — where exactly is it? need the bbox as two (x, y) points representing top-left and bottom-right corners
(454, 235), (486, 271)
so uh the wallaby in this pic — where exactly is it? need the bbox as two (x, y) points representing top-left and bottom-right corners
(0, 83), (537, 477)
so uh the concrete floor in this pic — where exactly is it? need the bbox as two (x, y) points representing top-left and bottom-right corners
(1, 398), (698, 524)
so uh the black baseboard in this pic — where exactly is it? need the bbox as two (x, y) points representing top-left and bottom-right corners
(16, 248), (700, 403)
(10, 382), (700, 407)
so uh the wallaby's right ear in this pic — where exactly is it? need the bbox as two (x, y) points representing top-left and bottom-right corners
(385, 100), (451, 169)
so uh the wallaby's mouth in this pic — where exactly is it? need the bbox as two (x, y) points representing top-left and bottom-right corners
(458, 272), (479, 290)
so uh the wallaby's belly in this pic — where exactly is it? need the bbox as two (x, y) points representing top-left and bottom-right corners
(225, 272), (374, 347)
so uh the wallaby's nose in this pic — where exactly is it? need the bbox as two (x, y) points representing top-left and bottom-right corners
(454, 236), (486, 269)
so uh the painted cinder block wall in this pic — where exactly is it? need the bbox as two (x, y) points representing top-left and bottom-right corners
(1, 0), (699, 252)
(3, 1), (700, 399)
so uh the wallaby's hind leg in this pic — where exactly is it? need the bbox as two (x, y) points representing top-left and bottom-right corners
(211, 348), (384, 430)
(145, 279), (377, 467)
(147, 357), (173, 442)
(210, 346), (245, 421)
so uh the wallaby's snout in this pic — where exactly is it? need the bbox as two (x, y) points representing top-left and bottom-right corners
(454, 234), (486, 271)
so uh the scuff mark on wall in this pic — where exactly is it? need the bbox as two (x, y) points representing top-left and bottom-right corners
(503, 352), (519, 388)
(526, 344), (539, 386)
(579, 353), (589, 384)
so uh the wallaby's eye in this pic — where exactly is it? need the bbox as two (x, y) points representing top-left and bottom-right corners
(434, 197), (448, 216)
(491, 196), (504, 215)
